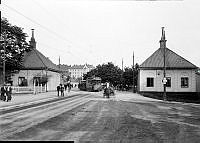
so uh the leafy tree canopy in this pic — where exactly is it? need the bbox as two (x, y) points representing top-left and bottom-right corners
(0, 17), (31, 71)
(83, 62), (123, 87)
(83, 62), (139, 91)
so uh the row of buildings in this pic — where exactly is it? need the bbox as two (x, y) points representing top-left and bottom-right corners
(1, 28), (200, 97)
(59, 64), (94, 80)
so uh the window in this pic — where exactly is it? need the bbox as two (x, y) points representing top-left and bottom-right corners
(166, 77), (171, 87)
(147, 77), (154, 87)
(18, 77), (27, 86)
(181, 77), (189, 88)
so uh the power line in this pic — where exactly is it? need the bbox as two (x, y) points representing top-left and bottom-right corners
(30, 0), (96, 58)
(3, 4), (72, 45)
(3, 3), (95, 60)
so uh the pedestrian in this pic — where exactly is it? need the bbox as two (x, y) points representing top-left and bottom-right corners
(68, 84), (71, 93)
(67, 81), (71, 93)
(0, 84), (6, 101)
(57, 84), (60, 96)
(64, 84), (67, 91)
(5, 83), (12, 102)
(60, 84), (64, 97)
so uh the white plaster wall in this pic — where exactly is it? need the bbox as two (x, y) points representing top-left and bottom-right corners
(195, 74), (200, 92)
(139, 69), (196, 92)
(46, 70), (60, 91)
(11, 70), (60, 91)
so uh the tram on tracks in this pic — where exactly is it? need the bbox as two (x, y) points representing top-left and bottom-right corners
(78, 77), (102, 92)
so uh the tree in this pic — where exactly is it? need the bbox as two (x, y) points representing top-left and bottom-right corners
(123, 67), (133, 90)
(120, 63), (139, 91)
(0, 17), (31, 83)
(83, 62), (123, 87)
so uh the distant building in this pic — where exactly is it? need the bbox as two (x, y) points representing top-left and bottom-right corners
(11, 29), (62, 93)
(60, 64), (95, 79)
(138, 28), (199, 98)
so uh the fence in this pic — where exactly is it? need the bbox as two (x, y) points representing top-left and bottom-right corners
(12, 85), (46, 94)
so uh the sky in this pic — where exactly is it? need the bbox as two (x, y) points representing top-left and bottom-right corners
(1, 0), (200, 68)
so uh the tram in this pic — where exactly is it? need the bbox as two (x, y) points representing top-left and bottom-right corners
(78, 77), (102, 92)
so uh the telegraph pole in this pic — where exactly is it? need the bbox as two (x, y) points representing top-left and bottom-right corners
(122, 58), (123, 71)
(162, 27), (167, 101)
(59, 56), (61, 84)
(133, 51), (135, 93)
(2, 34), (7, 85)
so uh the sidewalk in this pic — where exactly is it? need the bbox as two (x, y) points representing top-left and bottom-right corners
(0, 90), (78, 109)
(114, 91), (161, 102)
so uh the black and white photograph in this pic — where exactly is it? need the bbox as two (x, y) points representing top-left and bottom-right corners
(0, 0), (200, 142)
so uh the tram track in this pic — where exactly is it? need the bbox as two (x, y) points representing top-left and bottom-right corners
(0, 94), (92, 139)
(0, 93), (89, 115)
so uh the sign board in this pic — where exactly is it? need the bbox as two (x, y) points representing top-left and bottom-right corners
(162, 78), (167, 84)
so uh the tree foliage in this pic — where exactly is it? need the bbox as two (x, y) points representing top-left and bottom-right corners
(83, 62), (123, 87)
(83, 62), (139, 91)
(0, 17), (31, 83)
(0, 17), (30, 71)
(122, 63), (139, 90)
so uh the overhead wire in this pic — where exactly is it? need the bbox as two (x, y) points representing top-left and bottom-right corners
(2, 3), (90, 63)
(30, 0), (98, 59)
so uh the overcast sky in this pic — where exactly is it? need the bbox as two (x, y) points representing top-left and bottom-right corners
(1, 0), (200, 68)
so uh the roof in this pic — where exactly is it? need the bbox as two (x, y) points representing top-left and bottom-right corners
(61, 64), (95, 70)
(21, 48), (61, 72)
(140, 47), (197, 69)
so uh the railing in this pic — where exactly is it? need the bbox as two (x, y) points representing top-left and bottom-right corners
(11, 86), (46, 94)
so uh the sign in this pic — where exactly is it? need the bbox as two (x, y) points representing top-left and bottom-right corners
(162, 78), (167, 84)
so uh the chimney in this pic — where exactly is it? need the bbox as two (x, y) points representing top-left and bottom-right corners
(29, 29), (36, 49)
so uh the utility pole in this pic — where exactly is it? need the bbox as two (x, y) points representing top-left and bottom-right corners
(162, 27), (167, 101)
(133, 51), (135, 93)
(59, 56), (61, 84)
(122, 58), (123, 71)
(2, 34), (6, 84)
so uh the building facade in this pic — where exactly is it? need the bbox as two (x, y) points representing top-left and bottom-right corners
(138, 28), (198, 97)
(11, 29), (61, 93)
(60, 64), (95, 79)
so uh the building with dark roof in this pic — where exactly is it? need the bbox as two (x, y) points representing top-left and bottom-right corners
(138, 28), (199, 98)
(11, 29), (62, 92)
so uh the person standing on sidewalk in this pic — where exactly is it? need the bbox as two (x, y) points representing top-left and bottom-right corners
(67, 81), (71, 93)
(0, 84), (6, 101)
(5, 83), (12, 102)
(57, 84), (60, 96)
(60, 84), (64, 97)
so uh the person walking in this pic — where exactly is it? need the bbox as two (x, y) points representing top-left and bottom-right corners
(57, 84), (60, 96)
(64, 84), (67, 91)
(0, 84), (6, 101)
(67, 81), (71, 93)
(60, 84), (64, 97)
(5, 83), (12, 102)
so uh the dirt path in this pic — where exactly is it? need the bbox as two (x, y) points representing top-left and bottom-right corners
(2, 92), (200, 142)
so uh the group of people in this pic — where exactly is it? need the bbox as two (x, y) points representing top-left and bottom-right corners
(0, 83), (12, 102)
(56, 82), (72, 97)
